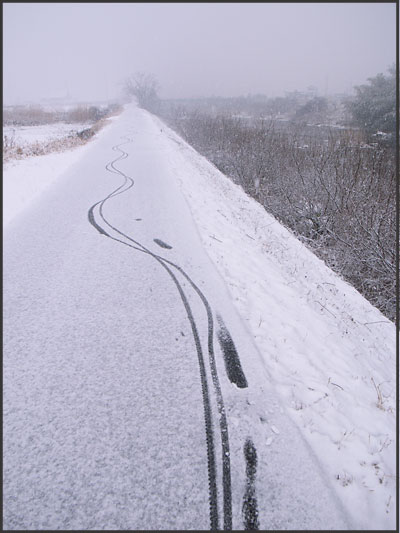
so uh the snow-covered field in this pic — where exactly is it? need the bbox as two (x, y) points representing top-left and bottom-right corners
(3, 117), (118, 227)
(3, 122), (92, 145)
(3, 106), (396, 529)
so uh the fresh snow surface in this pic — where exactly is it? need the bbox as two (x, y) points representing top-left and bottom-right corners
(151, 113), (396, 530)
(3, 104), (350, 530)
(3, 119), (116, 228)
(3, 104), (396, 529)
(3, 123), (92, 145)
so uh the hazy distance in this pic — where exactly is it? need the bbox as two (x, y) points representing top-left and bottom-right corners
(3, 2), (396, 105)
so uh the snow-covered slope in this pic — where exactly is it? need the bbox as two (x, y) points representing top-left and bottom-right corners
(151, 113), (396, 530)
(3, 105), (396, 529)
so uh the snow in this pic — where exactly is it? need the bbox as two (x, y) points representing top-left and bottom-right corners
(150, 112), (396, 530)
(3, 149), (87, 227)
(3, 118), (117, 228)
(3, 123), (92, 145)
(3, 104), (396, 529)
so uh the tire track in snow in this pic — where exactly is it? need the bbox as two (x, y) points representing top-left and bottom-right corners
(216, 314), (248, 389)
(242, 438), (259, 530)
(87, 135), (232, 530)
(153, 238), (173, 249)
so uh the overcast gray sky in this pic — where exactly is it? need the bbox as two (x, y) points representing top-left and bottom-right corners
(3, 2), (396, 104)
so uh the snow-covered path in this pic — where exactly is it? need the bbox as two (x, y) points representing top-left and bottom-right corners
(3, 104), (389, 530)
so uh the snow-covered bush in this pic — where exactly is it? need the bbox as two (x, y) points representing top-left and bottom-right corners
(346, 65), (396, 141)
(160, 107), (395, 321)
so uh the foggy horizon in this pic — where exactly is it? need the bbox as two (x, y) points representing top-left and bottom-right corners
(3, 2), (396, 105)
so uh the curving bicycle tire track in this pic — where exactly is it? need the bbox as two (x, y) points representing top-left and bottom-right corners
(87, 135), (232, 530)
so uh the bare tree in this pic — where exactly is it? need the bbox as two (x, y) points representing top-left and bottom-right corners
(124, 72), (160, 111)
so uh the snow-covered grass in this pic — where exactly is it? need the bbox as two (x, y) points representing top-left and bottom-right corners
(151, 113), (396, 530)
(3, 115), (120, 228)
(3, 123), (95, 162)
(3, 102), (123, 163)
(3, 123), (92, 145)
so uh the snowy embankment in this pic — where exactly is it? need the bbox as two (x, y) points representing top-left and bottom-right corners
(3, 108), (396, 529)
(3, 117), (118, 228)
(152, 115), (396, 530)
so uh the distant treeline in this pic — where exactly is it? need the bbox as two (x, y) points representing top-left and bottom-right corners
(3, 103), (121, 127)
(161, 91), (351, 127)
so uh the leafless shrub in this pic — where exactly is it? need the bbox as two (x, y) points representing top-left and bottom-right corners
(3, 135), (84, 163)
(160, 106), (395, 321)
(64, 106), (107, 123)
(3, 103), (122, 127)
(3, 131), (16, 153)
(3, 105), (57, 126)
